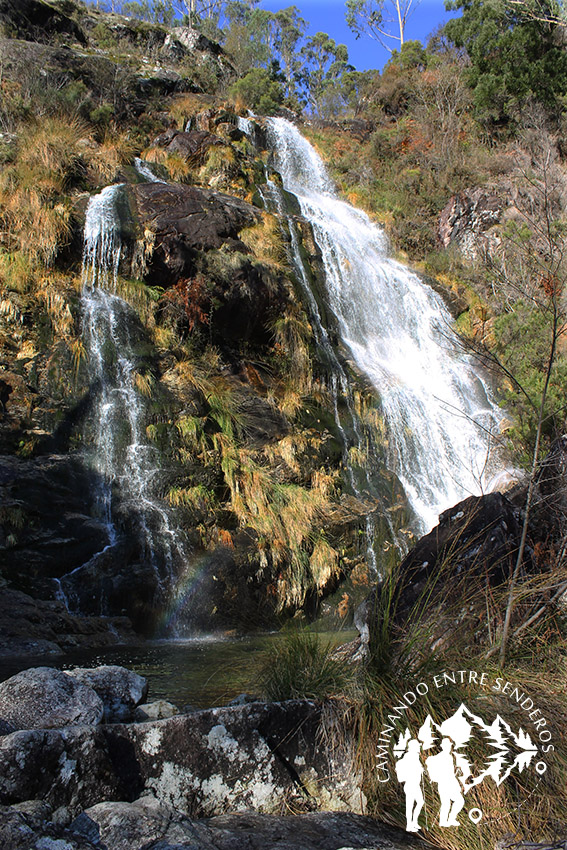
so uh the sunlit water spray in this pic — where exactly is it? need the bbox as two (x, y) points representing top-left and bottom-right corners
(267, 118), (505, 533)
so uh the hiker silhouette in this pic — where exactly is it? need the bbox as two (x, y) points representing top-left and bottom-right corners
(394, 738), (424, 832)
(426, 737), (465, 827)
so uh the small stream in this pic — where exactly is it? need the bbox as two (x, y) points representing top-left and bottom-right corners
(0, 630), (356, 709)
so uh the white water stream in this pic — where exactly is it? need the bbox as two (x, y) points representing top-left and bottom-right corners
(60, 185), (183, 612)
(267, 118), (504, 532)
(134, 157), (166, 183)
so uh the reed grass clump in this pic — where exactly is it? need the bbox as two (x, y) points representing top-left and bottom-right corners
(240, 213), (289, 271)
(341, 533), (567, 849)
(162, 343), (342, 610)
(0, 117), (85, 267)
(258, 630), (352, 701)
(141, 146), (194, 183)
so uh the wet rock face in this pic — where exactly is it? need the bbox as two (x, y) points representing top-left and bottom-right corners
(438, 189), (503, 259)
(0, 454), (109, 594)
(0, 588), (137, 658)
(0, 451), (173, 636)
(133, 182), (260, 284)
(0, 667), (104, 731)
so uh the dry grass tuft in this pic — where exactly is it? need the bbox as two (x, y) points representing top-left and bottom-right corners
(340, 543), (567, 850)
(168, 94), (216, 130)
(141, 146), (194, 183)
(240, 212), (289, 270)
(0, 117), (87, 265)
(85, 130), (136, 184)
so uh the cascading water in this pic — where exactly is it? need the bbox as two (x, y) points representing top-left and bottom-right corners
(59, 184), (184, 614)
(259, 175), (389, 570)
(267, 118), (504, 533)
(134, 157), (166, 183)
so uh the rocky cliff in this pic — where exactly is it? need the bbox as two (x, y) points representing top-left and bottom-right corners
(0, 0), (397, 652)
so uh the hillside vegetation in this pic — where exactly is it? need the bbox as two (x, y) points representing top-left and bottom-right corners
(0, 0), (567, 834)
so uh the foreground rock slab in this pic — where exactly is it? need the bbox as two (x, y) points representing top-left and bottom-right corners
(0, 801), (429, 850)
(0, 700), (361, 818)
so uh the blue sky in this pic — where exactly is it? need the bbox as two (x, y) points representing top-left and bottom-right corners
(260, 0), (458, 71)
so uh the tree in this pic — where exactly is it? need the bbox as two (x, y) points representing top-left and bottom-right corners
(229, 66), (285, 113)
(299, 32), (351, 114)
(502, 0), (567, 27)
(345, 0), (420, 52)
(409, 50), (472, 163)
(274, 7), (307, 98)
(443, 0), (567, 127)
(223, 1), (271, 75)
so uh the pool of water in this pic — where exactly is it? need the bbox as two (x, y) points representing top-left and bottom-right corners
(0, 630), (356, 709)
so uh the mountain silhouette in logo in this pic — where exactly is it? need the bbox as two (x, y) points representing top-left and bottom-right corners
(412, 704), (537, 790)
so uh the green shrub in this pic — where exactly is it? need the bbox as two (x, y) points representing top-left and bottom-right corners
(229, 68), (285, 115)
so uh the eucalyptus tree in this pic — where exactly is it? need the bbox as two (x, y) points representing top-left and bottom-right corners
(443, 0), (567, 127)
(299, 32), (351, 114)
(345, 0), (420, 51)
(274, 7), (308, 98)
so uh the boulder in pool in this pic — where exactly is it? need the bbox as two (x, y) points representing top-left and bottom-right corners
(65, 666), (148, 722)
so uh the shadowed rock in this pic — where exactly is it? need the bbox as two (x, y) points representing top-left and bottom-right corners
(0, 0), (87, 43)
(133, 183), (259, 284)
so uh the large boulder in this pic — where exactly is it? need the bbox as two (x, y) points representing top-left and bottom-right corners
(355, 491), (524, 657)
(0, 700), (361, 817)
(0, 668), (104, 731)
(151, 128), (223, 163)
(170, 25), (224, 55)
(0, 726), (121, 812)
(64, 666), (148, 723)
(132, 182), (260, 284)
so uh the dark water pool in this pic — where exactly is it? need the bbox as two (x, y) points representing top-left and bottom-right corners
(0, 630), (356, 709)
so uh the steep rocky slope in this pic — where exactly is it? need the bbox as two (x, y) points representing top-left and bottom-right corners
(0, 0), (401, 651)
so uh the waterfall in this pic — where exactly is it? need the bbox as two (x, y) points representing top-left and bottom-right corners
(259, 176), (394, 569)
(60, 184), (184, 613)
(237, 116), (253, 135)
(134, 157), (166, 184)
(267, 118), (504, 533)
